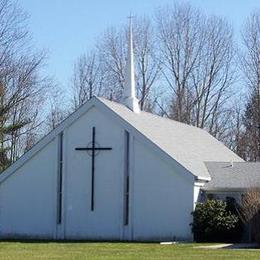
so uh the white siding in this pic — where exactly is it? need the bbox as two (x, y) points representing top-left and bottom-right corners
(0, 102), (197, 241)
(0, 139), (57, 239)
(131, 138), (194, 241)
(193, 184), (204, 209)
(64, 107), (124, 240)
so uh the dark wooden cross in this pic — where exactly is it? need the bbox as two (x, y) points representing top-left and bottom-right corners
(75, 127), (112, 211)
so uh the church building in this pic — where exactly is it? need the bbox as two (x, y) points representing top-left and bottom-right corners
(0, 20), (258, 242)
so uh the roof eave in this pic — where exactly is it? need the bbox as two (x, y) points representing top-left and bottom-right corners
(202, 187), (248, 192)
(195, 176), (211, 182)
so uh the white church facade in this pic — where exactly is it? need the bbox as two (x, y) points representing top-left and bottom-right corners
(0, 20), (258, 242)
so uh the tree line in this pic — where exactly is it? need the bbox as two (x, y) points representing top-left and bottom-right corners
(0, 0), (259, 171)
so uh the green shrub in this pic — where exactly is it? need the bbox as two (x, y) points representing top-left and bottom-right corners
(191, 199), (243, 242)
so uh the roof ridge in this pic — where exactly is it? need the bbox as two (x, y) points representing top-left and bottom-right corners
(97, 96), (205, 132)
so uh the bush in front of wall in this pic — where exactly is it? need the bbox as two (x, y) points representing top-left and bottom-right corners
(191, 199), (243, 242)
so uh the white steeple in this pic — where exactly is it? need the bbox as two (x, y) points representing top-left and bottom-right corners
(122, 15), (140, 113)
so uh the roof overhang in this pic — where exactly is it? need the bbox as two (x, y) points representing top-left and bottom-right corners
(202, 187), (248, 193)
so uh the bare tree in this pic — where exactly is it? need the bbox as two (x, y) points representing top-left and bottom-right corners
(239, 188), (260, 243)
(71, 16), (160, 111)
(72, 52), (105, 109)
(240, 11), (260, 161)
(192, 17), (235, 137)
(0, 0), (49, 170)
(134, 17), (161, 111)
(156, 3), (235, 140)
(240, 188), (260, 222)
(1, 52), (49, 164)
(156, 3), (204, 123)
(97, 26), (127, 101)
(225, 100), (248, 158)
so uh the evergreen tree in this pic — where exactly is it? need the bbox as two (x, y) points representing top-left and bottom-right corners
(0, 82), (28, 171)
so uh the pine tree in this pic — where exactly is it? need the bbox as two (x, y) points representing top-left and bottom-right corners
(0, 82), (28, 171)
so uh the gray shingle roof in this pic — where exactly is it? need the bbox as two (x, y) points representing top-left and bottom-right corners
(203, 162), (260, 191)
(97, 97), (243, 180)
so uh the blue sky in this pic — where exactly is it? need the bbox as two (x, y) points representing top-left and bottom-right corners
(20, 0), (260, 88)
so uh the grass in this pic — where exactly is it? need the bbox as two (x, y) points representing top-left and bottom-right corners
(0, 242), (259, 259)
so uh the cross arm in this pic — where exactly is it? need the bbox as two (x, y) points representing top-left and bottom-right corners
(75, 147), (112, 151)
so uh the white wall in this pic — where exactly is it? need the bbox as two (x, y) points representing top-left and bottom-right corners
(63, 106), (196, 241)
(0, 139), (57, 239)
(0, 103), (197, 241)
(64, 106), (125, 240)
(193, 181), (207, 209)
(131, 138), (194, 241)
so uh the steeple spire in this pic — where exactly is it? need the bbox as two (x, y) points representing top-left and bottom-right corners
(122, 15), (140, 113)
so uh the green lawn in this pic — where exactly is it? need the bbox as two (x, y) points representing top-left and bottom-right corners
(0, 242), (259, 260)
